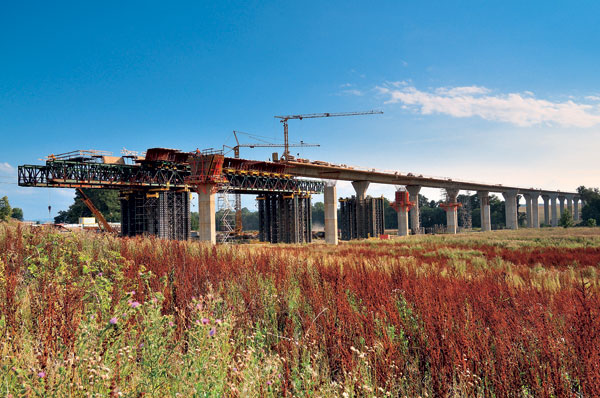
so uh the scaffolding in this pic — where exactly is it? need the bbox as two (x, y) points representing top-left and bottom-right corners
(217, 184), (235, 243)
(120, 190), (190, 240)
(257, 193), (312, 244)
(339, 196), (385, 240)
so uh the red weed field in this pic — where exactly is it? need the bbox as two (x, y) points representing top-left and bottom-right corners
(1, 223), (599, 397)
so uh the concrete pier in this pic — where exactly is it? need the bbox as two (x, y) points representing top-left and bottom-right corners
(574, 196), (580, 221)
(397, 207), (409, 236)
(502, 190), (518, 230)
(558, 195), (565, 217)
(351, 180), (370, 200)
(550, 193), (558, 227)
(407, 185), (421, 234)
(523, 193), (533, 227)
(198, 185), (216, 244)
(324, 184), (338, 245)
(565, 194), (574, 218)
(541, 194), (550, 226)
(530, 193), (540, 228)
(444, 188), (460, 234)
(478, 191), (491, 232)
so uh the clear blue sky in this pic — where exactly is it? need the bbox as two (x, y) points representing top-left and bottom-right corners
(2, 1), (599, 220)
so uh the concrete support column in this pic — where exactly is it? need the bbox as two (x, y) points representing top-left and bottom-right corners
(565, 194), (574, 218)
(198, 185), (216, 244)
(351, 180), (370, 201)
(523, 193), (533, 228)
(558, 195), (565, 217)
(541, 195), (550, 226)
(444, 188), (460, 234)
(574, 196), (580, 221)
(549, 194), (558, 227)
(406, 185), (421, 234)
(502, 190), (518, 230)
(397, 207), (409, 236)
(530, 193), (540, 228)
(324, 184), (339, 245)
(478, 191), (491, 232)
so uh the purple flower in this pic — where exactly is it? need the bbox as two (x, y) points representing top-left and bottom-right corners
(130, 301), (141, 309)
(109, 317), (118, 325)
(168, 321), (174, 327)
(215, 319), (222, 325)
(139, 343), (144, 348)
(98, 272), (103, 277)
(201, 317), (209, 325)
(38, 371), (46, 378)
(209, 328), (216, 337)
(129, 290), (136, 296)
(267, 380), (272, 385)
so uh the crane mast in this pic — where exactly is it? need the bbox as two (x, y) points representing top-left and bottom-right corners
(224, 131), (319, 235)
(274, 110), (383, 161)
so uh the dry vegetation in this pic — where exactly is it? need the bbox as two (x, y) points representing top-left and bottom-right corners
(1, 223), (599, 397)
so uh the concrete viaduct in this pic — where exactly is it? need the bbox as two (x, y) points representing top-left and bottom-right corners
(284, 161), (582, 245)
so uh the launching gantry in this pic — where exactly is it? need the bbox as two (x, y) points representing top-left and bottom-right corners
(18, 148), (324, 244)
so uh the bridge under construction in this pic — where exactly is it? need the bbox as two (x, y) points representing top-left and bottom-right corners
(18, 148), (582, 244)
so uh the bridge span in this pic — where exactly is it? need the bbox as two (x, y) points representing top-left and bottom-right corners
(284, 160), (581, 244)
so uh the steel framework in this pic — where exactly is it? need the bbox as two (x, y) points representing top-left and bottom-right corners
(339, 196), (385, 240)
(18, 162), (324, 194)
(257, 193), (312, 244)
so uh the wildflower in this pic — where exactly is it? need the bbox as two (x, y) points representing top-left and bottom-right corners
(38, 371), (46, 378)
(139, 343), (144, 348)
(209, 328), (216, 337)
(130, 301), (141, 309)
(168, 321), (175, 327)
(109, 317), (118, 325)
(129, 290), (136, 296)
(267, 380), (272, 385)
(201, 317), (209, 325)
(98, 272), (103, 277)
(215, 318), (223, 324)
(195, 319), (201, 325)
(232, 367), (238, 372)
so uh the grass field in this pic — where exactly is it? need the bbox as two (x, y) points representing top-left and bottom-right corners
(1, 223), (599, 397)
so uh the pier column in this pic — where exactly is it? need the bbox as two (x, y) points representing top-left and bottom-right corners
(444, 188), (460, 234)
(407, 185), (421, 234)
(574, 196), (580, 221)
(478, 191), (491, 232)
(502, 190), (518, 230)
(541, 195), (550, 226)
(565, 194), (574, 218)
(198, 185), (216, 244)
(549, 193), (558, 227)
(397, 207), (409, 236)
(351, 181), (370, 201)
(558, 195), (566, 217)
(523, 193), (533, 227)
(530, 193), (540, 228)
(324, 184), (339, 245)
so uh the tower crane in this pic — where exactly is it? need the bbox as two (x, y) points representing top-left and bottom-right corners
(223, 131), (320, 235)
(274, 110), (383, 161)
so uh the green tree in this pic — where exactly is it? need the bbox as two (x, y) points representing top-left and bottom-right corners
(578, 186), (600, 226)
(559, 210), (574, 228)
(312, 202), (325, 226)
(0, 196), (11, 221)
(54, 189), (121, 223)
(11, 208), (24, 221)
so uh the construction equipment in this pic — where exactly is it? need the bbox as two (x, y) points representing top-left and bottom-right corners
(274, 110), (383, 161)
(225, 131), (319, 234)
(76, 188), (116, 233)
